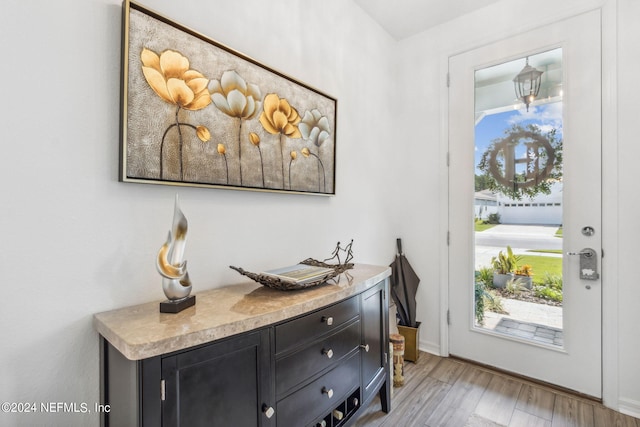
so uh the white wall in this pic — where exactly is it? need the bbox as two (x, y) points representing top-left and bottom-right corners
(395, 0), (640, 416)
(0, 1), (401, 425)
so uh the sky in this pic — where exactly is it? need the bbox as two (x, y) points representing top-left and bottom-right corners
(474, 102), (563, 173)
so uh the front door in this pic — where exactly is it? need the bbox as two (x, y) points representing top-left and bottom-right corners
(448, 10), (602, 398)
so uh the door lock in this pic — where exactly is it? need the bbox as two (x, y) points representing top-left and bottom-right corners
(581, 226), (595, 236)
(567, 248), (599, 282)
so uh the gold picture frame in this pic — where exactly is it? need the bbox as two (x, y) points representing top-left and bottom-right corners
(120, 0), (337, 195)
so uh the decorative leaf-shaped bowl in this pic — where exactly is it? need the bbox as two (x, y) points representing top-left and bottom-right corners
(230, 241), (354, 291)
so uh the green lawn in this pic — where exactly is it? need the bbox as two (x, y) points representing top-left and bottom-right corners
(475, 223), (496, 232)
(526, 249), (563, 255)
(518, 255), (562, 283)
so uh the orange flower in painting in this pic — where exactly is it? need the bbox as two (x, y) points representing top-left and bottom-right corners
(248, 132), (261, 146)
(141, 48), (211, 111)
(259, 94), (302, 138)
(196, 126), (211, 142)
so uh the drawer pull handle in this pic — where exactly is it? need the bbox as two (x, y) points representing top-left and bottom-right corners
(322, 316), (334, 326)
(322, 387), (334, 399)
(262, 404), (275, 418)
(333, 409), (344, 420)
(322, 348), (334, 359)
(360, 344), (370, 352)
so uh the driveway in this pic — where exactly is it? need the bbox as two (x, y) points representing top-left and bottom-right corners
(479, 224), (560, 236)
(475, 224), (562, 269)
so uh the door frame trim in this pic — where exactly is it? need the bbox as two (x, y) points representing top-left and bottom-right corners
(438, 0), (619, 410)
(600, 0), (619, 412)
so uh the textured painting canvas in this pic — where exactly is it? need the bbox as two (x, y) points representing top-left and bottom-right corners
(120, 0), (337, 194)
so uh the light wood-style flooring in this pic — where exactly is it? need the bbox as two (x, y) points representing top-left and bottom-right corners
(356, 352), (639, 427)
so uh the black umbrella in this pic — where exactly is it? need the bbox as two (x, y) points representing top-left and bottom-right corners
(390, 238), (420, 327)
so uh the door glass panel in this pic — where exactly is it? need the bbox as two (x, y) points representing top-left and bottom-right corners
(473, 48), (564, 347)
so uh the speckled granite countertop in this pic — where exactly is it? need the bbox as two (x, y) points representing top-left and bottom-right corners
(94, 264), (390, 360)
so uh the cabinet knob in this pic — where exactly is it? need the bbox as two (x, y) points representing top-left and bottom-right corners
(360, 344), (370, 352)
(322, 316), (334, 326)
(322, 348), (334, 359)
(322, 387), (334, 399)
(262, 404), (275, 418)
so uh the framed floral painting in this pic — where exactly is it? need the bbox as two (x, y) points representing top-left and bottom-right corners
(120, 0), (337, 195)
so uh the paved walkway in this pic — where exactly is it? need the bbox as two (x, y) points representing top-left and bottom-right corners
(482, 298), (564, 347)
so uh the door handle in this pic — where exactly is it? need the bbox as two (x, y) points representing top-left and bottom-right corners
(566, 248), (599, 283)
(262, 404), (275, 419)
(567, 250), (593, 257)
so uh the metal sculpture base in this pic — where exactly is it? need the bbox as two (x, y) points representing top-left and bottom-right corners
(160, 295), (196, 313)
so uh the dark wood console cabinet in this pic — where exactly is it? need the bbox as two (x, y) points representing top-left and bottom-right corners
(99, 276), (390, 427)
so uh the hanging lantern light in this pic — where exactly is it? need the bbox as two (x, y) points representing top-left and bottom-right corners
(513, 57), (543, 111)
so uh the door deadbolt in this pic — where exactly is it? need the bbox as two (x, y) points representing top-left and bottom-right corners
(581, 226), (595, 237)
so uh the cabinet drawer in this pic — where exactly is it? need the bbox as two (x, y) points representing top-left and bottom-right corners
(276, 320), (360, 397)
(276, 350), (360, 427)
(275, 297), (359, 355)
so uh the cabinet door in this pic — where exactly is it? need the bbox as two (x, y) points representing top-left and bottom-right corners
(161, 329), (273, 427)
(360, 279), (390, 409)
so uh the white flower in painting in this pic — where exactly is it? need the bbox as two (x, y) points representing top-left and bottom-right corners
(209, 70), (262, 119)
(299, 109), (331, 147)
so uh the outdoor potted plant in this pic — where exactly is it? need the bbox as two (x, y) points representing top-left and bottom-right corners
(514, 264), (534, 289)
(491, 246), (534, 288)
(491, 245), (519, 288)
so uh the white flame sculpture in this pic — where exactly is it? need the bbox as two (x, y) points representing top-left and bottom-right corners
(156, 195), (192, 301)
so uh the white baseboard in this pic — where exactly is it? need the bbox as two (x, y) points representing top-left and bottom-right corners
(419, 339), (442, 357)
(619, 398), (640, 419)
